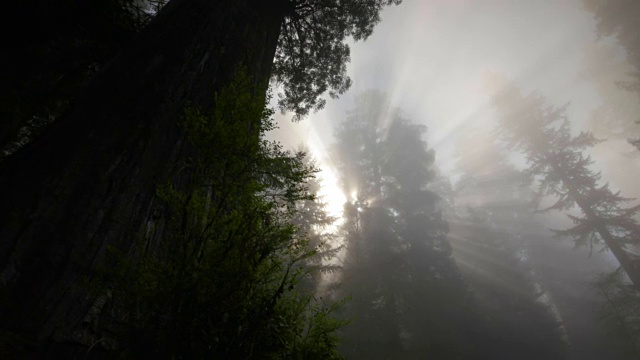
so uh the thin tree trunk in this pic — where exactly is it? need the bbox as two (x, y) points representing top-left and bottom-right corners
(0, 0), (283, 353)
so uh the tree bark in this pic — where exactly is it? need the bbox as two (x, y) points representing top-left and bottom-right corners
(0, 0), (140, 153)
(0, 0), (283, 354)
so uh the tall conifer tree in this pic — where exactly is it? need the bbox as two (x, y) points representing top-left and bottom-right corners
(334, 92), (484, 359)
(491, 83), (640, 291)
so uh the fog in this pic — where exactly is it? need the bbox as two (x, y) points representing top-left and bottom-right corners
(269, 0), (640, 358)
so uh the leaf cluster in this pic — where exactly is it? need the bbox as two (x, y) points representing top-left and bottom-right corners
(111, 70), (345, 358)
(273, 0), (401, 119)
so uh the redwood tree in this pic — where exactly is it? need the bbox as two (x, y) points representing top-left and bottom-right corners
(0, 0), (155, 154)
(0, 0), (399, 354)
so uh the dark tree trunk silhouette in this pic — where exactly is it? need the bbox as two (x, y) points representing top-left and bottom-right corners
(0, 0), (147, 153)
(0, 0), (283, 353)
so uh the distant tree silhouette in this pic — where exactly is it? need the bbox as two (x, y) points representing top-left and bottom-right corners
(492, 82), (640, 292)
(592, 267), (640, 356)
(583, 0), (640, 75)
(579, 43), (640, 144)
(582, 0), (640, 150)
(333, 92), (486, 359)
(451, 127), (567, 359)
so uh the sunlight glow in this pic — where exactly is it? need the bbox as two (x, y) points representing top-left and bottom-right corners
(315, 161), (346, 224)
(267, 111), (347, 225)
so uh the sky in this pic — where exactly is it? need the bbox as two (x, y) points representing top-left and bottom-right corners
(269, 0), (640, 218)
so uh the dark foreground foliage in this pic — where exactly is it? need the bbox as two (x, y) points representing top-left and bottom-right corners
(103, 72), (346, 359)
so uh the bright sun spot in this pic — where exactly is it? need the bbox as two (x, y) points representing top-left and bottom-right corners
(315, 163), (346, 224)
(267, 111), (347, 226)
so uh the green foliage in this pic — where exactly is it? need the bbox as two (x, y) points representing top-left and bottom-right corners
(274, 0), (402, 118)
(112, 70), (345, 358)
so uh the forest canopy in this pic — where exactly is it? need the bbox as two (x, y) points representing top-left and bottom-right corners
(274, 0), (402, 118)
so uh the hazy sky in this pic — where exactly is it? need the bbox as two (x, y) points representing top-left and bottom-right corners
(268, 3), (640, 353)
(270, 0), (639, 215)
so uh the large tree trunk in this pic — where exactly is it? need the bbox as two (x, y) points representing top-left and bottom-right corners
(0, 0), (141, 153)
(0, 0), (283, 354)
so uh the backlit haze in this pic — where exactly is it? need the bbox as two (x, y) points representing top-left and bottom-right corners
(268, 1), (640, 357)
(269, 0), (639, 216)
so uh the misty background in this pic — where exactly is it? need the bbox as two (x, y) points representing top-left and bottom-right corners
(269, 0), (640, 358)
(273, 0), (639, 190)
